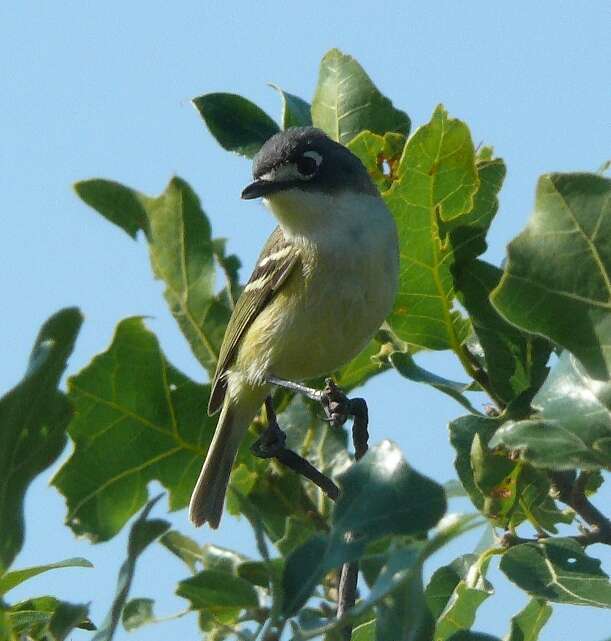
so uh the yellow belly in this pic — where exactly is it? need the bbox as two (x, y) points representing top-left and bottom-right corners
(236, 241), (396, 384)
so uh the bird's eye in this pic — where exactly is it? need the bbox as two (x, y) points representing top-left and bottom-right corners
(296, 151), (322, 177)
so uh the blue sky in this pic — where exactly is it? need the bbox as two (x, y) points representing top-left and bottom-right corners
(2, 2), (609, 640)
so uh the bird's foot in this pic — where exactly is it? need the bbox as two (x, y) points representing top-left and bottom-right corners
(250, 397), (286, 458)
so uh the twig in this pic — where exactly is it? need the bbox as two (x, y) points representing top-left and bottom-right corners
(550, 471), (611, 546)
(253, 378), (370, 640)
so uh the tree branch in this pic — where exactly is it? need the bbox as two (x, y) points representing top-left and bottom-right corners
(252, 378), (370, 640)
(550, 471), (611, 546)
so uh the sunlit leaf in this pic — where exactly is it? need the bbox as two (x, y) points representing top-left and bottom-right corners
(311, 49), (410, 145)
(505, 598), (552, 641)
(0, 558), (92, 597)
(122, 598), (155, 631)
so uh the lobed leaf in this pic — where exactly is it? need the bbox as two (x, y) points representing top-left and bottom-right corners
(75, 176), (233, 376)
(53, 318), (213, 541)
(311, 49), (410, 145)
(0, 308), (82, 572)
(491, 173), (611, 380)
(384, 105), (479, 351)
(192, 92), (280, 158)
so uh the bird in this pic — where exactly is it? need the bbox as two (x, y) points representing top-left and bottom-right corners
(189, 126), (399, 528)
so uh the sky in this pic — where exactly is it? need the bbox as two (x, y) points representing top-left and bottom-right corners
(2, 1), (610, 640)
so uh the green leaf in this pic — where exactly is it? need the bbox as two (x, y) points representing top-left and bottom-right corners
(491, 173), (611, 380)
(269, 84), (312, 129)
(201, 544), (248, 574)
(47, 601), (90, 641)
(92, 496), (170, 641)
(53, 318), (212, 541)
(455, 260), (551, 405)
(0, 558), (92, 596)
(352, 619), (375, 641)
(374, 554), (433, 641)
(311, 49), (410, 145)
(192, 93), (280, 158)
(335, 340), (390, 393)
(176, 570), (259, 612)
(122, 598), (155, 631)
(8, 597), (95, 638)
(490, 351), (611, 470)
(348, 130), (407, 193)
(281, 441), (446, 615)
(500, 538), (611, 607)
(505, 598), (552, 641)
(447, 634), (502, 641)
(159, 530), (204, 573)
(75, 176), (231, 376)
(430, 554), (493, 641)
(384, 105), (478, 351)
(390, 351), (483, 415)
(0, 307), (82, 571)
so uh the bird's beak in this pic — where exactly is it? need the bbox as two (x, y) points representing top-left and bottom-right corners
(241, 179), (278, 200)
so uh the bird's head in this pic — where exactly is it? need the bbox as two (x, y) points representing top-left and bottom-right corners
(241, 128), (378, 236)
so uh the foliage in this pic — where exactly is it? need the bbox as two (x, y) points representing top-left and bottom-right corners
(1, 48), (609, 641)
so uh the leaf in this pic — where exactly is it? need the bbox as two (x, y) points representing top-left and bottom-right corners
(0, 307), (82, 571)
(212, 238), (242, 309)
(504, 598), (552, 641)
(92, 496), (170, 641)
(176, 570), (259, 612)
(0, 558), (92, 596)
(491, 173), (611, 380)
(311, 49), (410, 145)
(447, 634), (502, 641)
(384, 105), (479, 351)
(335, 340), (390, 393)
(352, 620), (375, 641)
(390, 351), (483, 415)
(47, 602), (90, 641)
(201, 544), (248, 573)
(430, 554), (494, 641)
(75, 176), (231, 376)
(455, 260), (551, 405)
(500, 538), (611, 607)
(192, 93), (280, 158)
(269, 84), (312, 129)
(8, 597), (95, 639)
(281, 441), (446, 615)
(53, 318), (213, 541)
(348, 130), (407, 193)
(159, 530), (204, 573)
(122, 598), (155, 631)
(490, 352), (611, 470)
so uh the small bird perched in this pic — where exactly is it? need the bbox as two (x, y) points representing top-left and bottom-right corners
(189, 127), (399, 528)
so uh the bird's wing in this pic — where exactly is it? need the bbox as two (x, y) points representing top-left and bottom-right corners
(208, 226), (300, 414)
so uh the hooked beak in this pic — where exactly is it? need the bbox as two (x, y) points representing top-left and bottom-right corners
(241, 179), (280, 200)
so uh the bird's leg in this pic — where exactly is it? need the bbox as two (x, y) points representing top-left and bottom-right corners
(250, 396), (339, 500)
(250, 397), (286, 458)
(266, 375), (323, 401)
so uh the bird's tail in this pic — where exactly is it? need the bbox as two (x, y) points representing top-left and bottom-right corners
(188, 391), (261, 529)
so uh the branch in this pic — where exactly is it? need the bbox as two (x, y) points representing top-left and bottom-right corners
(252, 378), (370, 641)
(550, 471), (611, 546)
